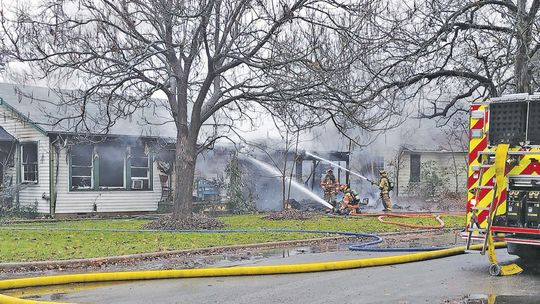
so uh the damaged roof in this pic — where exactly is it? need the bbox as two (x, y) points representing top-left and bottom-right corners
(0, 82), (176, 139)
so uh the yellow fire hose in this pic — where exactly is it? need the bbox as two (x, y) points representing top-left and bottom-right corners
(0, 242), (507, 304)
(488, 144), (523, 276)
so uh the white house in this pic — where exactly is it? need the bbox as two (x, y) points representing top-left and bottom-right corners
(0, 83), (175, 216)
(392, 146), (468, 197)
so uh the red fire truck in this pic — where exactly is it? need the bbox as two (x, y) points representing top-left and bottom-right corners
(466, 93), (540, 266)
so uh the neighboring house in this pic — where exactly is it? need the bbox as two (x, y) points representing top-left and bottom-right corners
(391, 147), (468, 197)
(0, 83), (176, 216)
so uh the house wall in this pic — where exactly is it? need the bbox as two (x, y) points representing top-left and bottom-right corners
(0, 106), (50, 213)
(394, 151), (468, 197)
(54, 147), (162, 213)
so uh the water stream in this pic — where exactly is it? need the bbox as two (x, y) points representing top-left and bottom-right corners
(305, 151), (371, 182)
(244, 157), (333, 209)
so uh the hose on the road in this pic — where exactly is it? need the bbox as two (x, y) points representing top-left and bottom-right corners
(0, 242), (507, 304)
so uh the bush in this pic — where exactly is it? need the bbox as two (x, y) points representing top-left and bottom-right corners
(225, 153), (256, 214)
(0, 184), (38, 219)
(405, 161), (465, 210)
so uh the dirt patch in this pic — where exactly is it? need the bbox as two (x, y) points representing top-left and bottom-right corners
(142, 214), (225, 230)
(264, 210), (321, 221)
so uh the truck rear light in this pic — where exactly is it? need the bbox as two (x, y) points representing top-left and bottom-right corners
(471, 198), (477, 206)
(471, 129), (483, 138)
(471, 110), (484, 119)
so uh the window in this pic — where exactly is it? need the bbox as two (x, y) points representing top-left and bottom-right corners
(71, 145), (93, 190)
(489, 101), (527, 145)
(21, 142), (38, 183)
(68, 142), (153, 191)
(374, 156), (385, 173)
(527, 101), (540, 144)
(98, 145), (125, 189)
(410, 154), (421, 182)
(130, 146), (150, 190)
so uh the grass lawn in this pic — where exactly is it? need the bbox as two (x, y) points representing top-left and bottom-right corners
(0, 214), (465, 262)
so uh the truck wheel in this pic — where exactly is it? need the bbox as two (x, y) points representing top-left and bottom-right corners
(507, 242), (540, 259)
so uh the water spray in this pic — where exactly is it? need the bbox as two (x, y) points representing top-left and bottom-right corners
(305, 151), (374, 183)
(243, 157), (333, 209)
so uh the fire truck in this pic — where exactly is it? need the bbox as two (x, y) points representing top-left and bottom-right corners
(465, 93), (540, 273)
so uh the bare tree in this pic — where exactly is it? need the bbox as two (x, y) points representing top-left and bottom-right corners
(344, 0), (540, 120)
(1, 0), (401, 218)
(247, 126), (303, 211)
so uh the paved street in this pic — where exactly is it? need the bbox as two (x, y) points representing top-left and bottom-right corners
(18, 248), (540, 304)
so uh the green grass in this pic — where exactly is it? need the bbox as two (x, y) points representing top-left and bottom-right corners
(0, 214), (465, 262)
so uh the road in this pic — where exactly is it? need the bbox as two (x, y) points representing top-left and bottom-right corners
(12, 247), (540, 304)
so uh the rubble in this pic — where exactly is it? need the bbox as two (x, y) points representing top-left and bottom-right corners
(264, 209), (321, 221)
(142, 214), (225, 230)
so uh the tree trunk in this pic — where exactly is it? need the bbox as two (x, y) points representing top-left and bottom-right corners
(172, 130), (197, 219)
(515, 0), (532, 93)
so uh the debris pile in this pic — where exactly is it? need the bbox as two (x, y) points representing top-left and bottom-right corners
(264, 209), (320, 221)
(143, 214), (225, 230)
(287, 199), (328, 212)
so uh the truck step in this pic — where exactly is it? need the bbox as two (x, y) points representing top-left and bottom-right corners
(467, 228), (487, 233)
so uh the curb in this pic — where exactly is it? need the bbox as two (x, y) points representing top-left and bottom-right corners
(0, 228), (460, 271)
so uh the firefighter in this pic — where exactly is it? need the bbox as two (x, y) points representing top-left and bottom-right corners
(320, 168), (339, 209)
(339, 184), (361, 215)
(372, 170), (392, 211)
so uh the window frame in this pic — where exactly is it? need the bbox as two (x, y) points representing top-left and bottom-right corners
(20, 141), (39, 184)
(129, 145), (152, 191)
(69, 145), (95, 191)
(68, 142), (153, 192)
(409, 154), (421, 183)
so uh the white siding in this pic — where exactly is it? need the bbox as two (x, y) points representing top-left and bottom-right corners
(395, 152), (468, 197)
(55, 147), (162, 213)
(0, 106), (50, 213)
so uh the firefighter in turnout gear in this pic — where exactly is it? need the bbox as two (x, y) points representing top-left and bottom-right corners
(321, 169), (339, 208)
(339, 184), (361, 215)
(373, 170), (392, 211)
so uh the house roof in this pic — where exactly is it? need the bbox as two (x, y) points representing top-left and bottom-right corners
(0, 83), (176, 139)
(0, 126), (16, 142)
(401, 146), (467, 154)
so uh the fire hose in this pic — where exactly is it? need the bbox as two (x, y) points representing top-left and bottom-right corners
(0, 226), (504, 304)
(351, 212), (447, 229)
(0, 241), (506, 304)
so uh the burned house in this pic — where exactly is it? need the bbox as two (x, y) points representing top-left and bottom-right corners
(0, 83), (175, 216)
(347, 118), (469, 203)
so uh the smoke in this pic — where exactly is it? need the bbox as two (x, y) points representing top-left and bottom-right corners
(244, 157), (332, 209)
